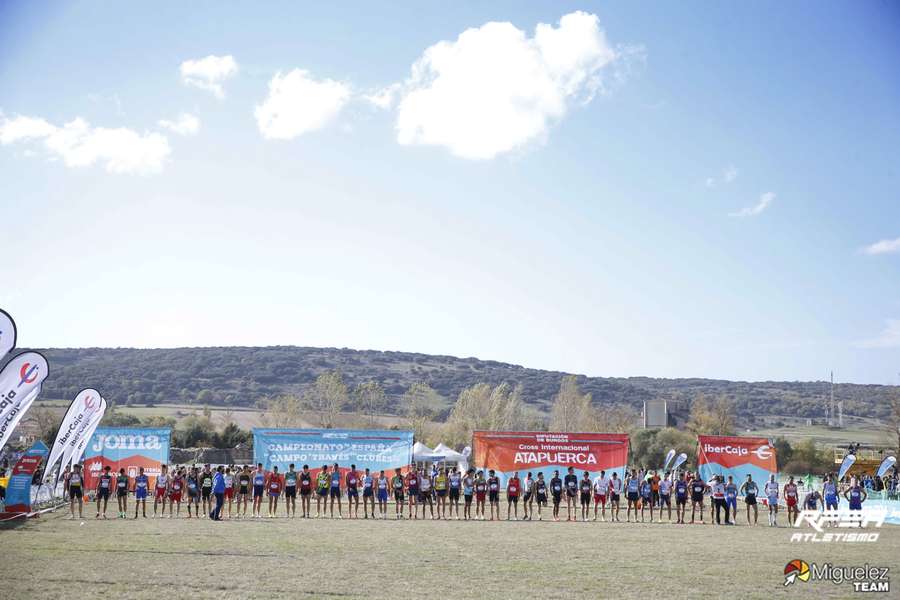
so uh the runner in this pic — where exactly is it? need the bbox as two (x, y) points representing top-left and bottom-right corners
(659, 472), (672, 522)
(186, 467), (200, 518)
(711, 475), (726, 525)
(299, 465), (312, 518)
(608, 472), (622, 522)
(284, 463), (298, 518)
(361, 468), (375, 519)
(764, 473), (780, 527)
(223, 467), (234, 519)
(392, 468), (405, 519)
(133, 466), (148, 519)
(534, 472), (547, 521)
(66, 463), (84, 519)
(405, 467), (419, 519)
(115, 468), (129, 519)
(650, 470), (660, 510)
(434, 468), (448, 519)
(462, 468), (475, 521)
(803, 486), (822, 515)
(689, 471), (707, 524)
(724, 475), (738, 525)
(549, 470), (563, 522)
(639, 475), (653, 523)
(448, 467), (462, 520)
(592, 469), (608, 522)
(784, 476), (799, 526)
(674, 472), (688, 524)
(419, 468), (435, 520)
(506, 471), (521, 521)
(251, 463), (266, 518)
(579, 471), (592, 522)
(844, 478), (867, 515)
(153, 464), (169, 518)
(739, 474), (759, 526)
(345, 464), (359, 519)
(94, 465), (113, 519)
(823, 474), (839, 513)
(169, 468), (184, 518)
(200, 465), (214, 519)
(315, 464), (329, 518)
(487, 469), (501, 521)
(267, 465), (282, 517)
(564, 467), (578, 522)
(625, 469), (640, 523)
(329, 462), (343, 519)
(376, 469), (389, 519)
(238, 465), (252, 518)
(521, 472), (534, 521)
(474, 470), (487, 521)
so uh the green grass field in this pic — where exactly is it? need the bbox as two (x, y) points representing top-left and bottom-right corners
(2, 503), (898, 599)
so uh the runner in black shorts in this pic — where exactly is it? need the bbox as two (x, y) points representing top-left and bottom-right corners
(535, 472), (548, 521)
(674, 472), (688, 524)
(690, 472), (707, 524)
(66, 464), (85, 519)
(579, 471), (592, 522)
(96, 465), (113, 519)
(299, 465), (312, 518)
(238, 466), (251, 518)
(550, 470), (563, 522)
(487, 470), (500, 521)
(564, 467), (578, 522)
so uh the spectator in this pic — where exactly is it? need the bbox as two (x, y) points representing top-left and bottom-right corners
(210, 465), (225, 521)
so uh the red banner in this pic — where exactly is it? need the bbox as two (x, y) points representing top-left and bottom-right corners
(697, 434), (777, 482)
(472, 431), (629, 482)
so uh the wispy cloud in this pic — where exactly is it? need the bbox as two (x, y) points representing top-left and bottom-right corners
(180, 55), (238, 99)
(705, 165), (738, 188)
(158, 113), (200, 136)
(855, 319), (900, 349)
(0, 113), (170, 174)
(729, 192), (774, 218)
(861, 237), (900, 256)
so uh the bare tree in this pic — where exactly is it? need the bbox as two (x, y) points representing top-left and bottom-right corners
(303, 370), (349, 429)
(549, 375), (592, 432)
(443, 382), (531, 447)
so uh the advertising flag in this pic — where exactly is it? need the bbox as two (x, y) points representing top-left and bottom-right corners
(0, 385), (41, 453)
(3, 440), (49, 514)
(82, 427), (170, 489)
(43, 389), (104, 483)
(472, 431), (629, 484)
(672, 452), (688, 471)
(877, 456), (896, 478)
(0, 308), (16, 359)
(253, 428), (413, 478)
(0, 352), (49, 449)
(64, 397), (107, 473)
(838, 453), (856, 480)
(697, 435), (777, 483)
(663, 449), (676, 471)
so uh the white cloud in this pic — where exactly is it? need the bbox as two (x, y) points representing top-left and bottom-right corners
(364, 83), (401, 110)
(254, 69), (350, 140)
(705, 165), (738, 188)
(861, 237), (900, 256)
(0, 114), (170, 174)
(855, 319), (900, 349)
(180, 55), (238, 98)
(730, 192), (775, 218)
(393, 11), (616, 159)
(158, 113), (200, 136)
(705, 177), (716, 188)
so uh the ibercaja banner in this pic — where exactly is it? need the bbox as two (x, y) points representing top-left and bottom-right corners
(472, 431), (629, 484)
(253, 428), (414, 479)
(697, 434), (777, 483)
(82, 427), (171, 489)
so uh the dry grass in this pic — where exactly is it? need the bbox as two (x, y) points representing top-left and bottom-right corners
(1, 501), (898, 599)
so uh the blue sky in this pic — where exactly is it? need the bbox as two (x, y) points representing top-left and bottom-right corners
(1, 1), (898, 384)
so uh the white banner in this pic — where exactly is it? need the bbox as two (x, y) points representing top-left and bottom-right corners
(0, 351), (49, 451)
(0, 309), (16, 359)
(43, 388), (104, 483)
(66, 397), (107, 470)
(0, 385), (41, 452)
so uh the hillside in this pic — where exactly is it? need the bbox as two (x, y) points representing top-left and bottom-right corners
(19, 346), (898, 423)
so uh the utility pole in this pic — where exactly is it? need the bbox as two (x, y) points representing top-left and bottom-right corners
(829, 370), (835, 427)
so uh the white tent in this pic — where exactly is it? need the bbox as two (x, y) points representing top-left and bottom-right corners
(431, 443), (468, 472)
(412, 442), (435, 462)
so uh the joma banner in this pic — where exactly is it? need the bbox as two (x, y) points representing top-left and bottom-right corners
(472, 431), (629, 484)
(43, 389), (104, 483)
(82, 427), (171, 489)
(253, 428), (413, 477)
(0, 308), (16, 359)
(0, 352), (49, 451)
(697, 434), (777, 483)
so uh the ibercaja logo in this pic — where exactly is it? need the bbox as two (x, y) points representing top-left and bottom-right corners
(783, 559), (890, 593)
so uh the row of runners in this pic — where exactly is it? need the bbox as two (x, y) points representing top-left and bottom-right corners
(61, 462), (869, 526)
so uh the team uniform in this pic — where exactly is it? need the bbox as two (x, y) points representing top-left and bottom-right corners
(487, 476), (500, 503)
(316, 472), (329, 498)
(155, 473), (169, 500)
(764, 480), (779, 506)
(593, 475), (609, 507)
(674, 479), (688, 505)
(392, 474), (405, 503)
(626, 477), (641, 503)
(609, 477), (622, 504)
(449, 472), (461, 502)
(724, 481), (738, 521)
(330, 470), (342, 498)
(98, 473), (113, 500)
(564, 473), (578, 500)
(169, 475), (183, 503)
(346, 471), (359, 499)
(69, 472), (83, 499)
(659, 478), (672, 507)
(848, 486), (864, 510)
(744, 481), (758, 506)
(134, 474), (148, 500)
(116, 474), (128, 499)
(253, 471), (266, 499)
(824, 481), (838, 510)
(300, 472), (312, 497)
(224, 472), (234, 501)
(238, 472), (251, 499)
(580, 478), (592, 507)
(784, 483), (799, 510)
(187, 475), (200, 504)
(435, 473), (448, 499)
(463, 476), (474, 506)
(284, 471), (298, 499)
(535, 479), (548, 506)
(550, 477), (563, 507)
(377, 476), (389, 503)
(200, 472), (213, 501)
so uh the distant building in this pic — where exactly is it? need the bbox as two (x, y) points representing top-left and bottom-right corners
(642, 399), (669, 428)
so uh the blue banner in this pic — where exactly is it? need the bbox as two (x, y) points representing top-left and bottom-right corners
(253, 428), (413, 474)
(83, 427), (171, 488)
(4, 440), (48, 513)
